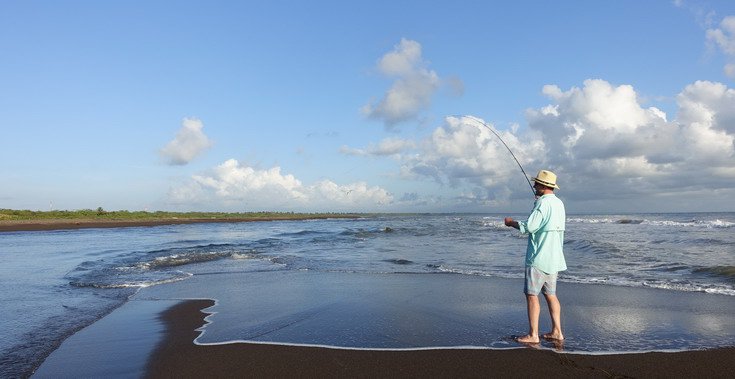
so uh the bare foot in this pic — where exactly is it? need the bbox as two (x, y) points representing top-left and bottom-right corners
(548, 338), (565, 351)
(542, 332), (564, 340)
(515, 334), (540, 344)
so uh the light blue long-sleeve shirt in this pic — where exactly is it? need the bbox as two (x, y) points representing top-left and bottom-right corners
(518, 193), (567, 274)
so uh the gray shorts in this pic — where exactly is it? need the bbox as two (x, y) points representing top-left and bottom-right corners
(524, 266), (558, 295)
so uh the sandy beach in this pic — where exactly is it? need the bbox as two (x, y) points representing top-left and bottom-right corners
(35, 298), (735, 378)
(146, 300), (735, 379)
(33, 271), (735, 378)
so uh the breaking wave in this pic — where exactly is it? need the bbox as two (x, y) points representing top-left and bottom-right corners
(567, 217), (734, 228)
(66, 243), (275, 289)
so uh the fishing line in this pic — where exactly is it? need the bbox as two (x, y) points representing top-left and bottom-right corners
(459, 115), (536, 197)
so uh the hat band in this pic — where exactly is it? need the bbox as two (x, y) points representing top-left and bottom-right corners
(535, 178), (557, 187)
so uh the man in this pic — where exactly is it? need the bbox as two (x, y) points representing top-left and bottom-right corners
(504, 169), (566, 344)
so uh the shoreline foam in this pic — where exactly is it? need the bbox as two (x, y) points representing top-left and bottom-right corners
(148, 299), (735, 378)
(135, 271), (735, 352)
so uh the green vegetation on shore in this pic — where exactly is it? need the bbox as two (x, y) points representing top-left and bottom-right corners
(0, 208), (363, 222)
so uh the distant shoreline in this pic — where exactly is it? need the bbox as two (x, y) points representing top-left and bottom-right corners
(0, 214), (363, 232)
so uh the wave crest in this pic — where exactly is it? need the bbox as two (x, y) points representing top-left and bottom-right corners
(568, 217), (734, 228)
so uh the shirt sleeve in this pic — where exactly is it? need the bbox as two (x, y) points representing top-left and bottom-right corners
(518, 199), (548, 235)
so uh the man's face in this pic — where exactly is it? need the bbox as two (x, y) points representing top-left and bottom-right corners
(533, 182), (545, 196)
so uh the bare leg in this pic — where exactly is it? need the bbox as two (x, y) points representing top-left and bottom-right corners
(542, 293), (564, 340)
(516, 294), (540, 343)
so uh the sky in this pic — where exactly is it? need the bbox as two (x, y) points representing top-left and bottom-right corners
(1, 0), (735, 214)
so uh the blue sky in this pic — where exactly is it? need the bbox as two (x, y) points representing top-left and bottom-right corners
(2, 0), (734, 213)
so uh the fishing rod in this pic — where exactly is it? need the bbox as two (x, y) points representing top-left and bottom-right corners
(460, 115), (536, 197)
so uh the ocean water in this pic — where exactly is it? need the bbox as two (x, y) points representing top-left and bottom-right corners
(2, 213), (734, 377)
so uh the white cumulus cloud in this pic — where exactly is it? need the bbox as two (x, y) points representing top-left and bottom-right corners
(160, 118), (213, 165)
(706, 15), (735, 78)
(168, 159), (393, 211)
(527, 79), (673, 165)
(707, 16), (735, 54)
(397, 116), (545, 203)
(388, 79), (735, 209)
(524, 79), (734, 198)
(675, 81), (735, 160)
(362, 38), (448, 127)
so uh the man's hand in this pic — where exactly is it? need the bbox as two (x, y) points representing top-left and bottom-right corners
(504, 217), (520, 229)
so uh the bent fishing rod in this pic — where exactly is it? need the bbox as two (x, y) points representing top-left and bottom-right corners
(459, 115), (536, 197)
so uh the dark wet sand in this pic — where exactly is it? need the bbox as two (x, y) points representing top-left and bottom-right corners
(146, 300), (735, 378)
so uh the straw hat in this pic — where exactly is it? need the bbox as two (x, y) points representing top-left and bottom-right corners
(532, 170), (560, 189)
